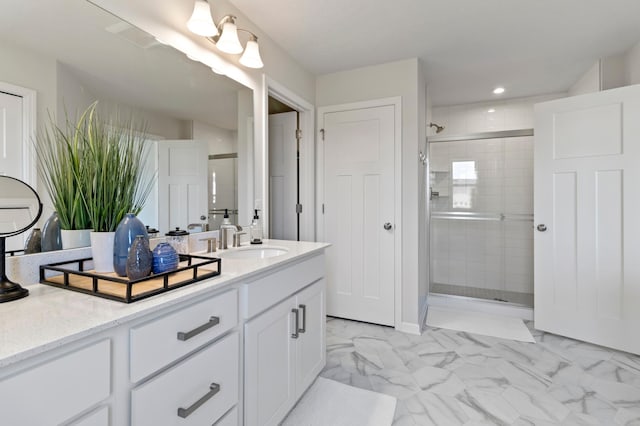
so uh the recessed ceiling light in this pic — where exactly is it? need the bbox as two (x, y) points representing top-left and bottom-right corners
(493, 87), (505, 95)
(488, 108), (496, 113)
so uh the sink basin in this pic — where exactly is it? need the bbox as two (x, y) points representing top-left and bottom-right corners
(219, 247), (288, 260)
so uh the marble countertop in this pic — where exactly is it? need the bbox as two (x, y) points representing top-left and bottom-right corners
(0, 239), (329, 367)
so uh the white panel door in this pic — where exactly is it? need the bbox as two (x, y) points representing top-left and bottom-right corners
(535, 85), (640, 355)
(269, 111), (297, 240)
(322, 104), (396, 326)
(0, 91), (25, 252)
(157, 140), (208, 234)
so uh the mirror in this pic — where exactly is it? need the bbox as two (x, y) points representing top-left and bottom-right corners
(0, 0), (253, 254)
(0, 176), (43, 301)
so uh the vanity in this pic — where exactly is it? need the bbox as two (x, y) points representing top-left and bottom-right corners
(0, 240), (328, 426)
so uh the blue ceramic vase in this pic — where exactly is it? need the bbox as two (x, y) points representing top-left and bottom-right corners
(113, 213), (148, 277)
(41, 212), (62, 252)
(152, 242), (179, 274)
(24, 228), (42, 254)
(126, 236), (153, 280)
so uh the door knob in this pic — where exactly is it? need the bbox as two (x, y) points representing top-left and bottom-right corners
(383, 223), (393, 230)
(537, 224), (547, 232)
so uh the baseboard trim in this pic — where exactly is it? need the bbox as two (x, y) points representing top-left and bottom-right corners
(428, 293), (533, 321)
(396, 321), (421, 335)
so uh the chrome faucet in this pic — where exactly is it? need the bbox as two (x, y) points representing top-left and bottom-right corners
(219, 224), (237, 250)
(233, 231), (247, 247)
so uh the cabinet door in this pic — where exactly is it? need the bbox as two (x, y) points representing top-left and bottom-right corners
(295, 279), (326, 395)
(244, 297), (297, 426)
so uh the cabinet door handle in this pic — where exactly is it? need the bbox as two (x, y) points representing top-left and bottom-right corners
(177, 382), (220, 418)
(177, 316), (220, 341)
(291, 308), (299, 339)
(298, 304), (306, 333)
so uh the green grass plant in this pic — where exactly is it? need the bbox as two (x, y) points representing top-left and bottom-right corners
(37, 102), (155, 232)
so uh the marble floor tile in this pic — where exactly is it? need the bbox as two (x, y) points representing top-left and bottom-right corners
(321, 317), (640, 425)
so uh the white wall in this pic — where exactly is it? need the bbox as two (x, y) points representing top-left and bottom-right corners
(417, 61), (429, 328)
(316, 58), (424, 332)
(431, 93), (565, 136)
(625, 39), (640, 85)
(0, 40), (57, 137)
(568, 61), (601, 97)
(193, 121), (237, 154)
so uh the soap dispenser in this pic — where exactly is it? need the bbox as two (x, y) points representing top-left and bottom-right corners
(219, 209), (237, 249)
(250, 209), (263, 245)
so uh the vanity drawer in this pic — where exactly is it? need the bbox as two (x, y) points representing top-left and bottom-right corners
(131, 332), (239, 426)
(0, 339), (111, 426)
(241, 254), (324, 319)
(130, 288), (238, 382)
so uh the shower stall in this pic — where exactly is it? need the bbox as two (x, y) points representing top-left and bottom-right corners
(428, 129), (534, 308)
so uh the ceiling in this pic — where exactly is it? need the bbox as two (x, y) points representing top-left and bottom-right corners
(0, 0), (245, 129)
(229, 0), (640, 106)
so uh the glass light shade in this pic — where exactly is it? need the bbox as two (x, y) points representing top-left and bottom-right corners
(187, 0), (218, 37)
(216, 21), (243, 54)
(239, 40), (264, 68)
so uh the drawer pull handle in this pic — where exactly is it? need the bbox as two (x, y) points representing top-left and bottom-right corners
(298, 304), (306, 333)
(291, 308), (299, 339)
(177, 382), (220, 418)
(177, 316), (220, 341)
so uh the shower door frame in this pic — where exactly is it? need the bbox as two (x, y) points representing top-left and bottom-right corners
(427, 128), (535, 308)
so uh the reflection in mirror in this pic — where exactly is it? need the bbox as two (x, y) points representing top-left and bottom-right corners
(0, 0), (253, 255)
(0, 176), (43, 302)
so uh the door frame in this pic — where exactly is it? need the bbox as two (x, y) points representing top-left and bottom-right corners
(264, 76), (315, 241)
(0, 81), (37, 187)
(317, 97), (403, 329)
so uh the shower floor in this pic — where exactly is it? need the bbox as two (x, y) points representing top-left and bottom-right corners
(430, 283), (533, 307)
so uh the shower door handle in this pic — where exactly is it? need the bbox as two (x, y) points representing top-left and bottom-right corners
(536, 224), (547, 232)
(383, 223), (393, 230)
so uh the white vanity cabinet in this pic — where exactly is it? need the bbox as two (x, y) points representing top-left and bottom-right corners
(0, 241), (328, 426)
(243, 254), (326, 426)
(0, 339), (111, 426)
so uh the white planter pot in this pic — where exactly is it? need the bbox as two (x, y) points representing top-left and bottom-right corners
(60, 229), (92, 249)
(90, 231), (116, 273)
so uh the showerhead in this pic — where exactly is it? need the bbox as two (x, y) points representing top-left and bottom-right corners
(429, 122), (445, 134)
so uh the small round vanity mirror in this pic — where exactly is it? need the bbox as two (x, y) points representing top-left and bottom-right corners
(0, 176), (43, 302)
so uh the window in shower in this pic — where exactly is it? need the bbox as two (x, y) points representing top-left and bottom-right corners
(429, 133), (534, 307)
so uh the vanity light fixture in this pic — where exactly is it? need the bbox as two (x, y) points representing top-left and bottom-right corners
(187, 0), (264, 69)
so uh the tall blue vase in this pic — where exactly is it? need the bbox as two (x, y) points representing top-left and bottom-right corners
(41, 212), (62, 252)
(113, 213), (148, 277)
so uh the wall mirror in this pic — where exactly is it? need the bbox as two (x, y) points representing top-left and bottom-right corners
(0, 0), (254, 255)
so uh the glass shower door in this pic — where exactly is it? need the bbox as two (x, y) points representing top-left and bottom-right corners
(429, 134), (534, 307)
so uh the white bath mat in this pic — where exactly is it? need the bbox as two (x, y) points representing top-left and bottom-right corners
(426, 306), (536, 343)
(281, 377), (397, 426)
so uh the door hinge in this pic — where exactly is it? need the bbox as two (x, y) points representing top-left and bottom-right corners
(322, 204), (325, 214)
(296, 204), (303, 214)
(295, 129), (302, 140)
(320, 129), (325, 141)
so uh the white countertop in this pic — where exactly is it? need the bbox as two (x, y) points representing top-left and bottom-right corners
(0, 240), (328, 368)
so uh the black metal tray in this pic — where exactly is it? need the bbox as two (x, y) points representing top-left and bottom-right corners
(39, 254), (221, 303)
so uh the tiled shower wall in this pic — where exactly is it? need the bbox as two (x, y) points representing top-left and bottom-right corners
(430, 137), (534, 295)
(428, 94), (564, 300)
